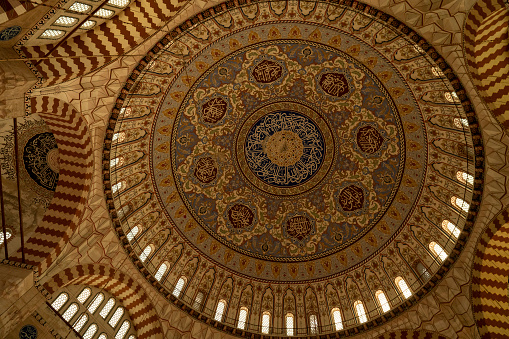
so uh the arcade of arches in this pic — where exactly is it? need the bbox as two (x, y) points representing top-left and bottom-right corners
(0, 0), (508, 338)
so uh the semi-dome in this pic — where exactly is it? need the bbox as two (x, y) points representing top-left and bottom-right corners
(104, 0), (483, 336)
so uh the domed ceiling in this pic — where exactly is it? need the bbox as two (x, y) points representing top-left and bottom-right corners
(105, 0), (483, 335)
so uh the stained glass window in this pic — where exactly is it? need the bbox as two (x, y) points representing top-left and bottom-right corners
(237, 307), (248, 330)
(395, 277), (412, 299)
(309, 314), (318, 334)
(139, 245), (152, 262)
(261, 311), (270, 334)
(331, 308), (343, 330)
(444, 91), (460, 103)
(95, 8), (114, 18)
(354, 301), (367, 324)
(54, 16), (78, 26)
(127, 336), (135, 339)
(442, 220), (461, 238)
(115, 320), (130, 339)
(193, 292), (204, 310)
(456, 171), (474, 186)
(126, 226), (139, 242)
(100, 298), (115, 318)
(285, 313), (294, 336)
(80, 20), (96, 29)
(110, 157), (124, 168)
(107, 0), (130, 7)
(108, 307), (124, 327)
(77, 287), (91, 303)
(417, 262), (431, 280)
(98, 334), (107, 339)
(155, 263), (168, 281)
(40, 29), (65, 39)
(0, 228), (12, 245)
(172, 276), (186, 297)
(214, 300), (226, 322)
(453, 118), (468, 129)
(112, 182), (123, 194)
(73, 313), (88, 332)
(62, 303), (79, 321)
(88, 293), (104, 314)
(51, 293), (68, 311)
(83, 324), (98, 339)
(451, 196), (469, 213)
(69, 2), (91, 13)
(375, 290), (390, 313)
(430, 241), (448, 262)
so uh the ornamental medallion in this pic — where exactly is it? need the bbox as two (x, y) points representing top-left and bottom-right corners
(202, 97), (228, 124)
(286, 215), (313, 241)
(318, 72), (349, 97)
(338, 185), (364, 211)
(252, 60), (283, 83)
(357, 125), (384, 154)
(194, 156), (218, 183)
(227, 204), (255, 229)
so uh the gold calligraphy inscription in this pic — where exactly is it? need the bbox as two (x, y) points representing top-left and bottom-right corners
(252, 60), (283, 83)
(286, 215), (313, 241)
(356, 125), (384, 154)
(194, 156), (217, 183)
(318, 73), (349, 97)
(202, 97), (227, 124)
(227, 204), (255, 229)
(338, 185), (364, 211)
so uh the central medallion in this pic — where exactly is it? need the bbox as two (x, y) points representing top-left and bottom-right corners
(236, 101), (335, 196)
(244, 111), (324, 188)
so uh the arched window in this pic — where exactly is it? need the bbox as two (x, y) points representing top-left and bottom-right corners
(193, 292), (204, 310)
(98, 334), (107, 339)
(128, 336), (136, 339)
(0, 228), (12, 245)
(73, 313), (88, 331)
(62, 303), (79, 321)
(100, 298), (115, 318)
(451, 196), (469, 213)
(172, 276), (187, 297)
(444, 91), (460, 103)
(237, 307), (248, 330)
(430, 241), (448, 262)
(112, 132), (126, 143)
(416, 262), (431, 280)
(115, 320), (130, 339)
(155, 263), (168, 281)
(83, 324), (98, 339)
(456, 171), (474, 185)
(395, 277), (412, 299)
(77, 288), (92, 303)
(126, 226), (139, 241)
(442, 220), (460, 238)
(331, 308), (343, 331)
(431, 67), (443, 77)
(286, 313), (294, 336)
(139, 245), (152, 262)
(214, 300), (226, 322)
(110, 157), (124, 168)
(453, 118), (468, 129)
(112, 181), (124, 194)
(88, 293), (104, 314)
(51, 293), (68, 311)
(120, 107), (132, 116)
(261, 311), (271, 334)
(375, 290), (390, 313)
(309, 314), (318, 334)
(354, 301), (367, 324)
(117, 204), (131, 219)
(108, 307), (124, 327)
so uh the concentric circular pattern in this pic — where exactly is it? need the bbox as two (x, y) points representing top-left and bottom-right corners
(105, 0), (483, 335)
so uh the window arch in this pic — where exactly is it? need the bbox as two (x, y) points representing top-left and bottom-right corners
(453, 117), (468, 129)
(115, 320), (130, 339)
(73, 313), (88, 332)
(0, 228), (12, 245)
(430, 241), (448, 262)
(88, 293), (104, 314)
(456, 171), (474, 185)
(100, 298), (115, 318)
(139, 245), (152, 262)
(286, 313), (294, 336)
(331, 308), (343, 331)
(354, 301), (367, 324)
(155, 262), (168, 281)
(110, 157), (124, 168)
(172, 276), (187, 297)
(416, 262), (431, 281)
(62, 303), (79, 321)
(375, 290), (390, 313)
(237, 307), (248, 330)
(309, 314), (318, 334)
(444, 91), (460, 103)
(451, 196), (469, 213)
(83, 323), (98, 339)
(395, 277), (412, 299)
(51, 293), (68, 311)
(126, 226), (139, 242)
(108, 307), (124, 328)
(112, 132), (126, 143)
(261, 311), (271, 334)
(214, 300), (226, 322)
(442, 220), (461, 238)
(193, 291), (204, 310)
(77, 287), (91, 303)
(98, 334), (107, 339)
